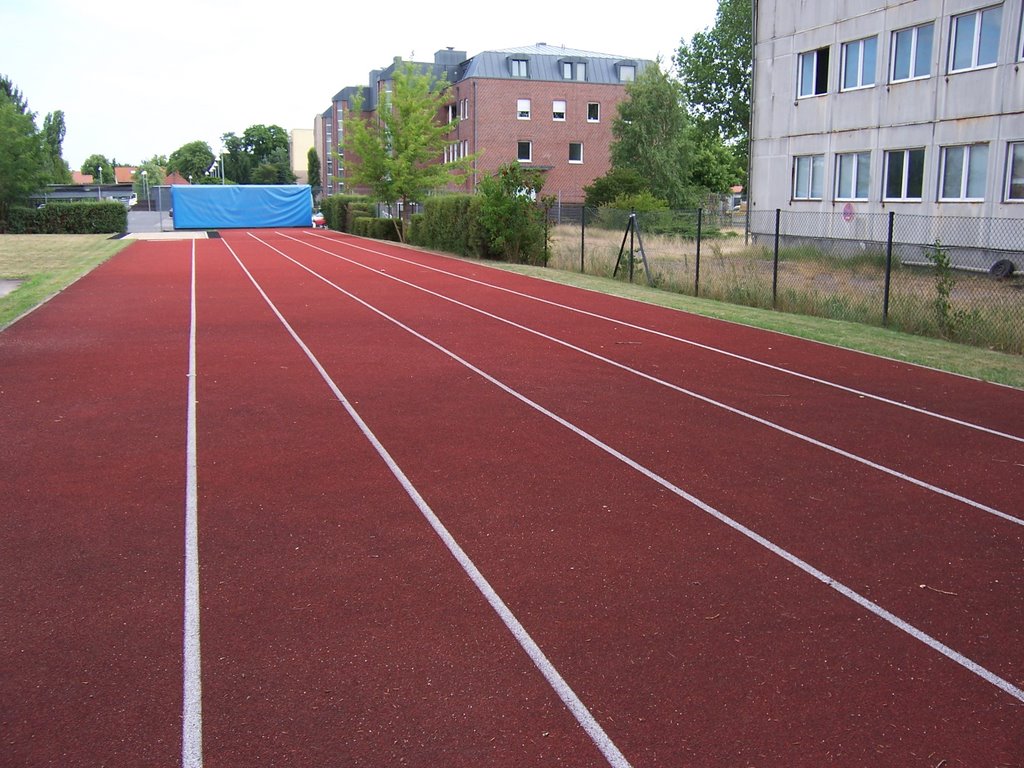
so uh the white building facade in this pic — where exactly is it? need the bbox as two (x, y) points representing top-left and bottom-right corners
(751, 0), (1024, 223)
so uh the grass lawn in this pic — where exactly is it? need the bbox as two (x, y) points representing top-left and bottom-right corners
(1, 234), (1021, 390)
(0, 235), (130, 330)
(490, 261), (1024, 391)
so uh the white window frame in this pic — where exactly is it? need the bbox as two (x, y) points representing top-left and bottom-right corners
(793, 154), (825, 200)
(517, 98), (531, 120)
(949, 6), (1002, 72)
(569, 142), (583, 164)
(517, 141), (532, 163)
(939, 143), (989, 201)
(552, 100), (566, 121)
(587, 102), (600, 122)
(511, 58), (528, 77)
(798, 46), (830, 97)
(575, 62), (586, 81)
(841, 36), (877, 91)
(1006, 142), (1024, 200)
(890, 23), (934, 82)
(883, 148), (926, 201)
(835, 151), (871, 200)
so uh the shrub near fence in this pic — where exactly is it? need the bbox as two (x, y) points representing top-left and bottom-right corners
(1, 201), (127, 234)
(548, 207), (1024, 355)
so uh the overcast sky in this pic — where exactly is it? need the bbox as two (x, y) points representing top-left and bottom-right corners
(1, 0), (720, 173)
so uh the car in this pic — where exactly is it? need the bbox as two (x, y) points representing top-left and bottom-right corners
(312, 211), (326, 229)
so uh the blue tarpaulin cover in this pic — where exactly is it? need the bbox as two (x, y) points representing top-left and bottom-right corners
(171, 185), (312, 229)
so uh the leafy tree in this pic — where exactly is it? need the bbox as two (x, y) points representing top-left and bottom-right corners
(41, 111), (71, 183)
(675, 0), (752, 185)
(133, 157), (166, 199)
(307, 147), (321, 195)
(689, 130), (740, 193)
(0, 97), (46, 220)
(81, 153), (114, 185)
(167, 140), (215, 181)
(583, 167), (647, 209)
(242, 124), (289, 165)
(611, 63), (695, 208)
(476, 162), (547, 264)
(343, 60), (474, 240)
(0, 75), (30, 115)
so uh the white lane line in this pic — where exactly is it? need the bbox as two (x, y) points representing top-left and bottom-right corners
(274, 233), (1024, 530)
(305, 230), (1024, 445)
(182, 240), (203, 768)
(221, 239), (633, 768)
(251, 234), (1024, 706)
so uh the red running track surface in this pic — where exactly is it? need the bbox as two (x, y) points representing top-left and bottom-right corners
(2, 229), (1022, 767)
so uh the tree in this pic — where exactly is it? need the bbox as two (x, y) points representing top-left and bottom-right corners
(1, 75), (30, 115)
(476, 162), (547, 264)
(167, 140), (215, 181)
(343, 60), (474, 240)
(41, 111), (71, 183)
(81, 153), (114, 185)
(307, 147), (321, 196)
(610, 63), (695, 208)
(0, 97), (46, 220)
(133, 157), (166, 199)
(583, 167), (647, 209)
(675, 0), (752, 185)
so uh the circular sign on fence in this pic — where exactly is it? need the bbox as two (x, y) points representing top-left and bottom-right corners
(842, 202), (855, 222)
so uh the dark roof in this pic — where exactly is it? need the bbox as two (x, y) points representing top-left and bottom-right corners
(455, 43), (651, 83)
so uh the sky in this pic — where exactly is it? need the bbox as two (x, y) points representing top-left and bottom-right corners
(1, 0), (720, 174)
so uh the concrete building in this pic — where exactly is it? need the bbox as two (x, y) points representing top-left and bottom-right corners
(750, 0), (1024, 223)
(318, 44), (652, 204)
(289, 129), (314, 186)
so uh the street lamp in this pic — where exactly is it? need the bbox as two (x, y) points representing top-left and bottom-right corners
(97, 166), (102, 200)
(141, 170), (149, 209)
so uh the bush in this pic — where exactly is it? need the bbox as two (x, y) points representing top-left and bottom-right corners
(320, 194), (373, 232)
(414, 194), (483, 256)
(1, 201), (126, 234)
(351, 216), (402, 241)
(476, 163), (548, 264)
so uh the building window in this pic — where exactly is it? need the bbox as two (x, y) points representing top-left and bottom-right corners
(511, 58), (528, 77)
(461, 98), (469, 119)
(619, 64), (636, 82)
(841, 36), (877, 90)
(798, 46), (830, 97)
(587, 102), (600, 122)
(553, 100), (566, 121)
(949, 6), (1002, 72)
(891, 23), (933, 81)
(884, 148), (926, 200)
(940, 143), (989, 200)
(793, 154), (825, 200)
(1006, 143), (1024, 200)
(447, 104), (457, 124)
(569, 143), (583, 163)
(517, 99), (531, 120)
(835, 151), (871, 200)
(517, 141), (532, 162)
(562, 61), (587, 80)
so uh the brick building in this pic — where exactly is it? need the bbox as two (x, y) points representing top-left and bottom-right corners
(318, 44), (652, 204)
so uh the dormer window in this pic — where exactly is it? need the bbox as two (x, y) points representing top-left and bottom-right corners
(617, 62), (637, 82)
(511, 58), (529, 77)
(561, 60), (587, 81)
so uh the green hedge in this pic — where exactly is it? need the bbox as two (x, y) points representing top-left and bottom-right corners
(319, 194), (374, 233)
(351, 216), (403, 241)
(408, 194), (484, 257)
(1, 202), (127, 234)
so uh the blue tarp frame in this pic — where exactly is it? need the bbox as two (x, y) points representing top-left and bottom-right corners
(171, 185), (312, 229)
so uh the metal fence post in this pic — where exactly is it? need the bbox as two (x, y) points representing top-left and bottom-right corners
(773, 208), (781, 308)
(883, 210), (895, 326)
(581, 206), (586, 273)
(695, 208), (703, 296)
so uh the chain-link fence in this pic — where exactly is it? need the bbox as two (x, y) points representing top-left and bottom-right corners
(546, 206), (1024, 355)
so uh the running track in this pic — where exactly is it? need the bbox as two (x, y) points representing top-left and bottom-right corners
(2, 229), (1022, 767)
